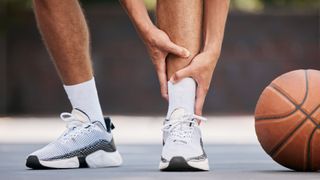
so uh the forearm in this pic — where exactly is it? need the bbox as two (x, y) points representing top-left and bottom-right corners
(120, 0), (154, 41)
(203, 0), (229, 55)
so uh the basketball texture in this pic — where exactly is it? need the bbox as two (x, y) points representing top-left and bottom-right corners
(255, 69), (320, 171)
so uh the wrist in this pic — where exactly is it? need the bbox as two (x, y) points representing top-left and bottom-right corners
(141, 23), (157, 44)
(202, 38), (222, 57)
(129, 13), (156, 44)
(202, 45), (221, 59)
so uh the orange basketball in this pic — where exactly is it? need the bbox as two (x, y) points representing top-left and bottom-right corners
(255, 69), (320, 171)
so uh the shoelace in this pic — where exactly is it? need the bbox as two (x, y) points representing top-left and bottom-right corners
(59, 112), (92, 143)
(162, 114), (207, 143)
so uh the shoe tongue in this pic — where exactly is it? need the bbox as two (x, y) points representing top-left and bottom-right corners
(169, 108), (187, 122)
(71, 109), (91, 123)
(169, 108), (196, 129)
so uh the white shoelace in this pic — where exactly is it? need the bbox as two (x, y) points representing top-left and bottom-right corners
(162, 114), (207, 143)
(59, 112), (92, 143)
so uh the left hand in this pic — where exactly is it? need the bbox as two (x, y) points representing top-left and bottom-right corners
(169, 51), (220, 115)
(143, 26), (190, 100)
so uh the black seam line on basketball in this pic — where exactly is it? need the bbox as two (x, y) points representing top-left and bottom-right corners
(270, 70), (320, 126)
(306, 127), (317, 171)
(301, 105), (320, 128)
(268, 70), (309, 156)
(269, 105), (320, 157)
(269, 117), (308, 157)
(273, 70), (309, 105)
(255, 87), (300, 121)
(255, 109), (298, 121)
(271, 84), (320, 127)
(256, 70), (309, 121)
(269, 104), (320, 157)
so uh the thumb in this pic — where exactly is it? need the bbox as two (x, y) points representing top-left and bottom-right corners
(169, 66), (193, 84)
(165, 41), (190, 58)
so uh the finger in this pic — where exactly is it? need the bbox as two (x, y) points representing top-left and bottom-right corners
(156, 62), (169, 101)
(165, 41), (190, 58)
(195, 86), (208, 116)
(169, 66), (193, 84)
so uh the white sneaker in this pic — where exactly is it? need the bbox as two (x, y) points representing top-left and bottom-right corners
(26, 109), (122, 169)
(159, 108), (209, 171)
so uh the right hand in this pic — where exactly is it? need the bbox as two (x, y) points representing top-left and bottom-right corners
(143, 25), (190, 100)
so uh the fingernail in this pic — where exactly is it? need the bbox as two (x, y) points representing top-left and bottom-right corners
(169, 77), (175, 83)
(184, 50), (190, 57)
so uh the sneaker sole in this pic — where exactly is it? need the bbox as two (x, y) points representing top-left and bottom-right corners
(159, 156), (209, 171)
(26, 150), (122, 169)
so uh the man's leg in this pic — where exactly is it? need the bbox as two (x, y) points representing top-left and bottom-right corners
(33, 0), (105, 126)
(157, 0), (202, 78)
(157, 0), (209, 171)
(33, 0), (92, 84)
(157, 0), (202, 118)
(26, 0), (122, 169)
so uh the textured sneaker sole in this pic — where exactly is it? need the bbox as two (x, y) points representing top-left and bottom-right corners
(159, 156), (209, 171)
(26, 150), (122, 169)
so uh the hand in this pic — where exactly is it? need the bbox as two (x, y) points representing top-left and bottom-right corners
(169, 51), (219, 115)
(143, 26), (190, 100)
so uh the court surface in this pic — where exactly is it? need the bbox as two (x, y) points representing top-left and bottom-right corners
(0, 116), (319, 180)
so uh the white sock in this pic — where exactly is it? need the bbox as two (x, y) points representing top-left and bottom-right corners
(63, 77), (106, 128)
(166, 77), (196, 119)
